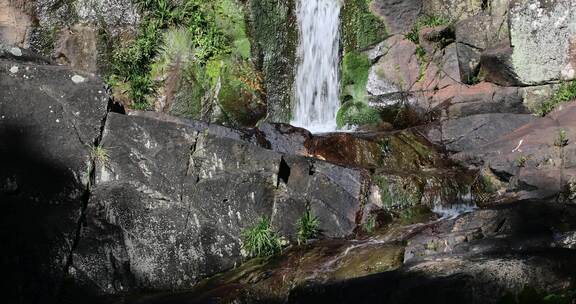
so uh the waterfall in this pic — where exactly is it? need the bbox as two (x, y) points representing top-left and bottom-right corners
(291, 0), (342, 133)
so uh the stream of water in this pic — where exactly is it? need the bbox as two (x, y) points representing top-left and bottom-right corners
(291, 0), (342, 133)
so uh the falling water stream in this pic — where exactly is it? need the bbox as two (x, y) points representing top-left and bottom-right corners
(291, 0), (342, 133)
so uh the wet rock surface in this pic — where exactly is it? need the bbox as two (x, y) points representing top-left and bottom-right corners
(99, 201), (576, 304)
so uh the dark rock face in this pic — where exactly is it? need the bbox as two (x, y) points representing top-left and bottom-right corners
(0, 56), (108, 302)
(70, 113), (367, 295)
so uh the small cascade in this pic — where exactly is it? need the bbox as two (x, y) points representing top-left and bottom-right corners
(291, 0), (342, 133)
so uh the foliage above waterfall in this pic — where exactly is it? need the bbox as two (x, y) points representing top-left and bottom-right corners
(108, 0), (265, 126)
(341, 0), (388, 52)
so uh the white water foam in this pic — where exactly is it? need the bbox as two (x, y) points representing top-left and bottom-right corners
(291, 0), (342, 133)
(431, 190), (477, 220)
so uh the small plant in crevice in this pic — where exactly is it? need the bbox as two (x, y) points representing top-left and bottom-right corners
(363, 214), (377, 234)
(91, 146), (110, 165)
(516, 155), (527, 168)
(405, 15), (450, 44)
(559, 177), (576, 203)
(296, 206), (321, 245)
(536, 80), (576, 116)
(241, 217), (282, 258)
(554, 129), (569, 147)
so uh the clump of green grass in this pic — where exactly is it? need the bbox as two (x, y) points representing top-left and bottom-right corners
(405, 15), (449, 44)
(91, 146), (110, 165)
(536, 80), (576, 116)
(241, 217), (282, 258)
(110, 0), (229, 108)
(297, 207), (320, 245)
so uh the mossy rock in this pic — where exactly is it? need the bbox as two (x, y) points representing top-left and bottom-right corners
(331, 244), (404, 280)
(341, 51), (371, 102)
(248, 0), (298, 122)
(336, 101), (382, 129)
(341, 0), (388, 53)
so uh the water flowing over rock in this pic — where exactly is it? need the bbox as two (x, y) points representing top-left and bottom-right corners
(291, 0), (342, 133)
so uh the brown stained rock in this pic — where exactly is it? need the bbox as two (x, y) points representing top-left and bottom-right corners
(54, 24), (99, 73)
(367, 36), (420, 95)
(415, 42), (461, 93)
(456, 102), (576, 200)
(0, 0), (34, 47)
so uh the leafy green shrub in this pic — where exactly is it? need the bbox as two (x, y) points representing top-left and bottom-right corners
(297, 208), (320, 245)
(336, 101), (382, 129)
(536, 81), (576, 116)
(405, 15), (449, 44)
(241, 217), (282, 258)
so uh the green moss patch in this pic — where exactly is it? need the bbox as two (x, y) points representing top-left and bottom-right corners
(336, 101), (382, 129)
(341, 0), (388, 52)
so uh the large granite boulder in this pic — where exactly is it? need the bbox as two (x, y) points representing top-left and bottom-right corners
(0, 55), (108, 302)
(69, 113), (367, 295)
(482, 0), (576, 86)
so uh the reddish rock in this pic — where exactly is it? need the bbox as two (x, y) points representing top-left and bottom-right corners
(456, 102), (576, 200)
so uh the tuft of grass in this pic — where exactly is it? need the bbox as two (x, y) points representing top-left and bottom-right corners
(363, 214), (377, 233)
(241, 217), (282, 258)
(91, 146), (110, 165)
(536, 80), (576, 116)
(405, 15), (449, 44)
(516, 155), (527, 168)
(554, 129), (569, 147)
(296, 207), (320, 245)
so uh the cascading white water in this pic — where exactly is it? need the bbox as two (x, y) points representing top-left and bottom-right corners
(291, 0), (342, 133)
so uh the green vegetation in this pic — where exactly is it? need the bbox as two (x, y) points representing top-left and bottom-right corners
(337, 51), (382, 129)
(554, 129), (569, 147)
(108, 0), (263, 122)
(372, 175), (421, 210)
(241, 217), (282, 258)
(559, 177), (576, 203)
(405, 15), (449, 44)
(516, 155), (527, 168)
(363, 214), (377, 233)
(336, 101), (382, 129)
(341, 0), (388, 53)
(296, 207), (320, 245)
(91, 146), (110, 165)
(536, 80), (576, 116)
(341, 51), (371, 103)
